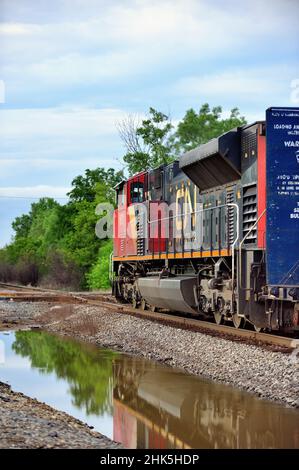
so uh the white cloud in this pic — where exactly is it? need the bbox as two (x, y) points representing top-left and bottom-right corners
(0, 156), (126, 204)
(15, 50), (149, 86)
(0, 23), (40, 35)
(290, 78), (299, 104)
(0, 80), (5, 103)
(0, 106), (127, 139)
(173, 65), (299, 106)
(0, 157), (107, 171)
(0, 185), (70, 199)
(0, 157), (123, 185)
(1, 0), (298, 90)
(0, 106), (125, 178)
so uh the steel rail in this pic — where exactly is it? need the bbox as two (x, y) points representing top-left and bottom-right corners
(92, 300), (299, 350)
(0, 282), (298, 350)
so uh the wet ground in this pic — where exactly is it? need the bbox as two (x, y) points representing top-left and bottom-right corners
(1, 330), (299, 449)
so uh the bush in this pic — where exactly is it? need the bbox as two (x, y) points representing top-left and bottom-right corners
(40, 250), (82, 290)
(86, 239), (113, 291)
(0, 258), (39, 286)
(0, 263), (15, 283)
(16, 260), (39, 286)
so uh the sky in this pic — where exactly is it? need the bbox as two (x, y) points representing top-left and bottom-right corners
(0, 0), (299, 246)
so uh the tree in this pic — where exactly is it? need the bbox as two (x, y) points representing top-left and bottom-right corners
(0, 166), (121, 288)
(86, 238), (113, 290)
(117, 114), (148, 155)
(173, 103), (246, 154)
(121, 151), (152, 177)
(120, 107), (174, 175)
(60, 200), (99, 272)
(119, 104), (246, 174)
(13, 330), (119, 414)
(67, 168), (123, 204)
(12, 198), (59, 240)
(12, 214), (32, 239)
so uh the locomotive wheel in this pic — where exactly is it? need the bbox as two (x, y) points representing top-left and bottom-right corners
(214, 311), (224, 325)
(141, 299), (147, 310)
(232, 314), (245, 329)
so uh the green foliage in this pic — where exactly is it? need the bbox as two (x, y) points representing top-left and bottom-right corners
(13, 330), (119, 415)
(68, 168), (123, 203)
(0, 167), (119, 289)
(5, 236), (41, 264)
(12, 214), (32, 239)
(136, 107), (173, 166)
(86, 239), (113, 291)
(61, 200), (99, 271)
(123, 107), (174, 175)
(122, 151), (151, 177)
(173, 103), (247, 153)
(121, 104), (246, 175)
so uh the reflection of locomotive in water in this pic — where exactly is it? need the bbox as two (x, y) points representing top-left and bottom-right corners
(112, 357), (299, 449)
(113, 108), (299, 332)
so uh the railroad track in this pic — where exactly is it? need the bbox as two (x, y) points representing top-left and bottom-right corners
(0, 282), (298, 351)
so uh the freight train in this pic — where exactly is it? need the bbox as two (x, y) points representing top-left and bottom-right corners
(112, 107), (299, 332)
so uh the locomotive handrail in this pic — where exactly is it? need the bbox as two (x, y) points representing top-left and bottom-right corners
(109, 251), (114, 283)
(146, 202), (240, 309)
(238, 208), (266, 295)
(147, 202), (236, 224)
(230, 203), (239, 313)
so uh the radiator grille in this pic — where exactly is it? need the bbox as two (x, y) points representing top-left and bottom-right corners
(242, 184), (257, 244)
(136, 210), (145, 255)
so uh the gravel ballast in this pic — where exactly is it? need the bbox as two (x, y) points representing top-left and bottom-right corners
(0, 381), (121, 449)
(40, 303), (299, 407)
(1, 300), (299, 410)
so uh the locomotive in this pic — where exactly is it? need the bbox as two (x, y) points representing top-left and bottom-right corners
(112, 107), (299, 332)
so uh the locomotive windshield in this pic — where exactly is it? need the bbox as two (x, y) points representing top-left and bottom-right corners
(130, 181), (144, 203)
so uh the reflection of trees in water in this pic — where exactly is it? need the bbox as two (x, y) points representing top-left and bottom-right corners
(13, 330), (119, 415)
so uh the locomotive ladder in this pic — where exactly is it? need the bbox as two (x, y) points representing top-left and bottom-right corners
(226, 189), (235, 247)
(136, 210), (145, 256)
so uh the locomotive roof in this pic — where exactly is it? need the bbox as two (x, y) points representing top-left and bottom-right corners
(178, 120), (265, 191)
(114, 170), (147, 189)
(114, 179), (126, 190)
(116, 120), (265, 187)
(179, 119), (265, 168)
(241, 120), (265, 130)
